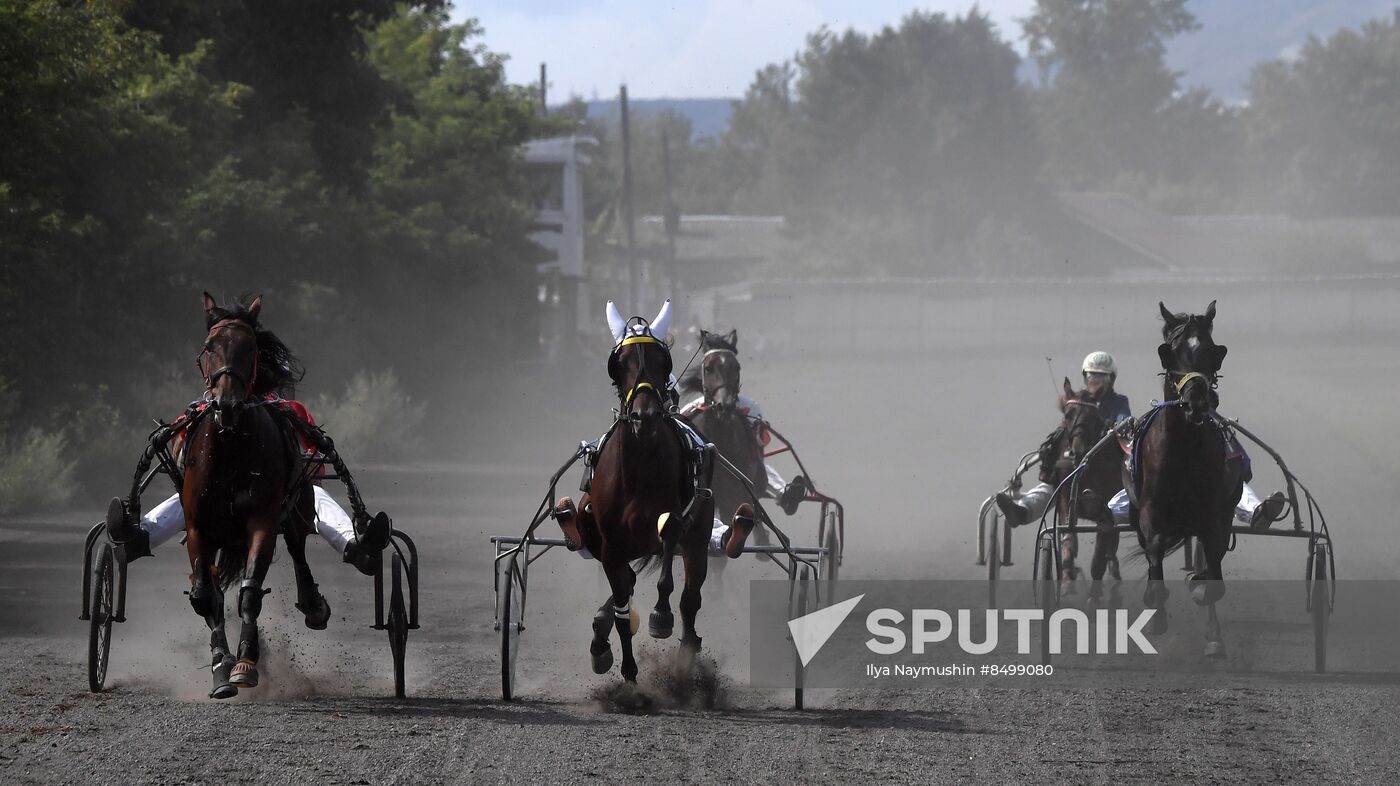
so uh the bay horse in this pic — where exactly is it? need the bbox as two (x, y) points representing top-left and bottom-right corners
(683, 329), (765, 555)
(184, 293), (330, 698)
(1135, 300), (1240, 657)
(565, 300), (721, 683)
(1053, 379), (1124, 604)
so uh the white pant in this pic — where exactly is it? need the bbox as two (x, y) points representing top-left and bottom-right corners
(141, 486), (358, 554)
(1105, 483), (1264, 526)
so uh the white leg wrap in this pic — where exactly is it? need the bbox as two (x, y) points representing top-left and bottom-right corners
(312, 486), (357, 555)
(764, 464), (786, 499)
(709, 518), (729, 554)
(142, 493), (186, 548)
(1107, 489), (1131, 526)
(1236, 483), (1262, 524)
(1019, 482), (1054, 521)
(613, 603), (631, 620)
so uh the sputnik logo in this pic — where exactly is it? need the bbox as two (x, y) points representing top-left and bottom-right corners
(788, 594), (865, 667)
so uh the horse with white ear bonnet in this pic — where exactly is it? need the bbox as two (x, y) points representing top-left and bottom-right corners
(606, 298), (672, 344)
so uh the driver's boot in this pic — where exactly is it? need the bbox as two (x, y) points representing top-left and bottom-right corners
(1250, 492), (1287, 532)
(104, 497), (151, 563)
(342, 511), (391, 576)
(994, 493), (1030, 528)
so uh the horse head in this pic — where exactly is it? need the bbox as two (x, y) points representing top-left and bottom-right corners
(606, 299), (674, 436)
(699, 328), (741, 410)
(1059, 377), (1109, 469)
(1158, 300), (1228, 425)
(199, 292), (262, 429)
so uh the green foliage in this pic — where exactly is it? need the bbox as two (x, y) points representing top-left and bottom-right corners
(1244, 14), (1400, 215)
(695, 11), (1046, 276)
(0, 428), (76, 515)
(311, 370), (426, 461)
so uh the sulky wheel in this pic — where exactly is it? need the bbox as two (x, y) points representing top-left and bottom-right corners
(88, 545), (115, 693)
(793, 566), (811, 711)
(1037, 535), (1056, 665)
(496, 553), (523, 701)
(1311, 542), (1330, 674)
(387, 550), (409, 698)
(819, 518), (839, 608)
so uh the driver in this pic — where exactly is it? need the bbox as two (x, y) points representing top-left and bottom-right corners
(994, 351), (1131, 527)
(102, 296), (391, 575)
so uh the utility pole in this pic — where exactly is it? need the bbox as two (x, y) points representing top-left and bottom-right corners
(661, 126), (678, 296)
(539, 63), (547, 115)
(620, 84), (638, 312)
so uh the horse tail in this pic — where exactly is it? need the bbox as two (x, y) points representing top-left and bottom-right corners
(1122, 536), (1189, 569)
(215, 546), (248, 592)
(631, 555), (660, 575)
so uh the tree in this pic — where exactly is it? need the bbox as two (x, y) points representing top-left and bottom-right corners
(1023, 0), (1203, 185)
(711, 11), (1047, 275)
(1244, 12), (1400, 215)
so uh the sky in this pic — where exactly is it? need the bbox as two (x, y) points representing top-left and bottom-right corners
(451, 1), (1037, 100)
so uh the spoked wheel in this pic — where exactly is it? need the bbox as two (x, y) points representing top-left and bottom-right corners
(819, 518), (839, 608)
(1311, 543), (1330, 674)
(986, 511), (1001, 608)
(88, 545), (115, 693)
(387, 551), (409, 698)
(793, 566), (811, 711)
(496, 553), (524, 701)
(1037, 535), (1056, 665)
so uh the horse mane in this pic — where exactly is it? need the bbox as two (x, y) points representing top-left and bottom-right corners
(206, 297), (305, 397)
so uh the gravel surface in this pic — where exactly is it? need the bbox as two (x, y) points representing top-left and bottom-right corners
(4, 344), (1398, 784)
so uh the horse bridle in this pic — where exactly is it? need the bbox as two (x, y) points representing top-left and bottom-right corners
(701, 347), (740, 407)
(1061, 398), (1108, 466)
(611, 333), (670, 417)
(197, 318), (258, 399)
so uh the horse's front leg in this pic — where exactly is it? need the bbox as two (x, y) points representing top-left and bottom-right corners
(1196, 525), (1229, 658)
(230, 519), (277, 689)
(650, 525), (677, 639)
(677, 497), (713, 657)
(1141, 527), (1170, 635)
(596, 560), (639, 682)
(185, 517), (235, 699)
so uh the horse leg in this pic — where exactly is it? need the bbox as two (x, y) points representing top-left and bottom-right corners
(1141, 530), (1170, 635)
(186, 522), (236, 699)
(230, 522), (276, 689)
(1197, 527), (1229, 658)
(678, 538), (710, 657)
(650, 534), (676, 639)
(1087, 524), (1119, 605)
(284, 521), (330, 630)
(602, 561), (639, 682)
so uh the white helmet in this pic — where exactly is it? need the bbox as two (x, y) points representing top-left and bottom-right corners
(1082, 351), (1117, 377)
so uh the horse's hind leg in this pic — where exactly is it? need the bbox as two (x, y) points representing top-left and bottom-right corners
(1088, 525), (1120, 604)
(186, 524), (236, 699)
(284, 515), (330, 630)
(1141, 530), (1170, 635)
(230, 522), (277, 689)
(650, 531), (677, 639)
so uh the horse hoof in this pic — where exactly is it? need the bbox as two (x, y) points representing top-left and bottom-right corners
(228, 660), (259, 688)
(592, 648), (614, 675)
(680, 635), (702, 654)
(649, 609), (673, 640)
(210, 683), (238, 700)
(1147, 612), (1169, 636)
(297, 596), (331, 630)
(1204, 641), (1227, 659)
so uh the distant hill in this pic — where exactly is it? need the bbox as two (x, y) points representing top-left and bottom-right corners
(560, 3), (1399, 138)
(1168, 0), (1398, 100)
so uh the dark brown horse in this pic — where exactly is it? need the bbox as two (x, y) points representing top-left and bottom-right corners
(684, 330), (766, 553)
(1053, 379), (1124, 603)
(1135, 300), (1240, 657)
(184, 293), (329, 698)
(564, 300), (725, 683)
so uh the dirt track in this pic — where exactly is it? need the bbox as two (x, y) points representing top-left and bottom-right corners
(3, 341), (1399, 784)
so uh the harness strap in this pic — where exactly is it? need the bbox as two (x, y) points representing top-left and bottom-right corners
(1173, 371), (1208, 396)
(624, 381), (658, 407)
